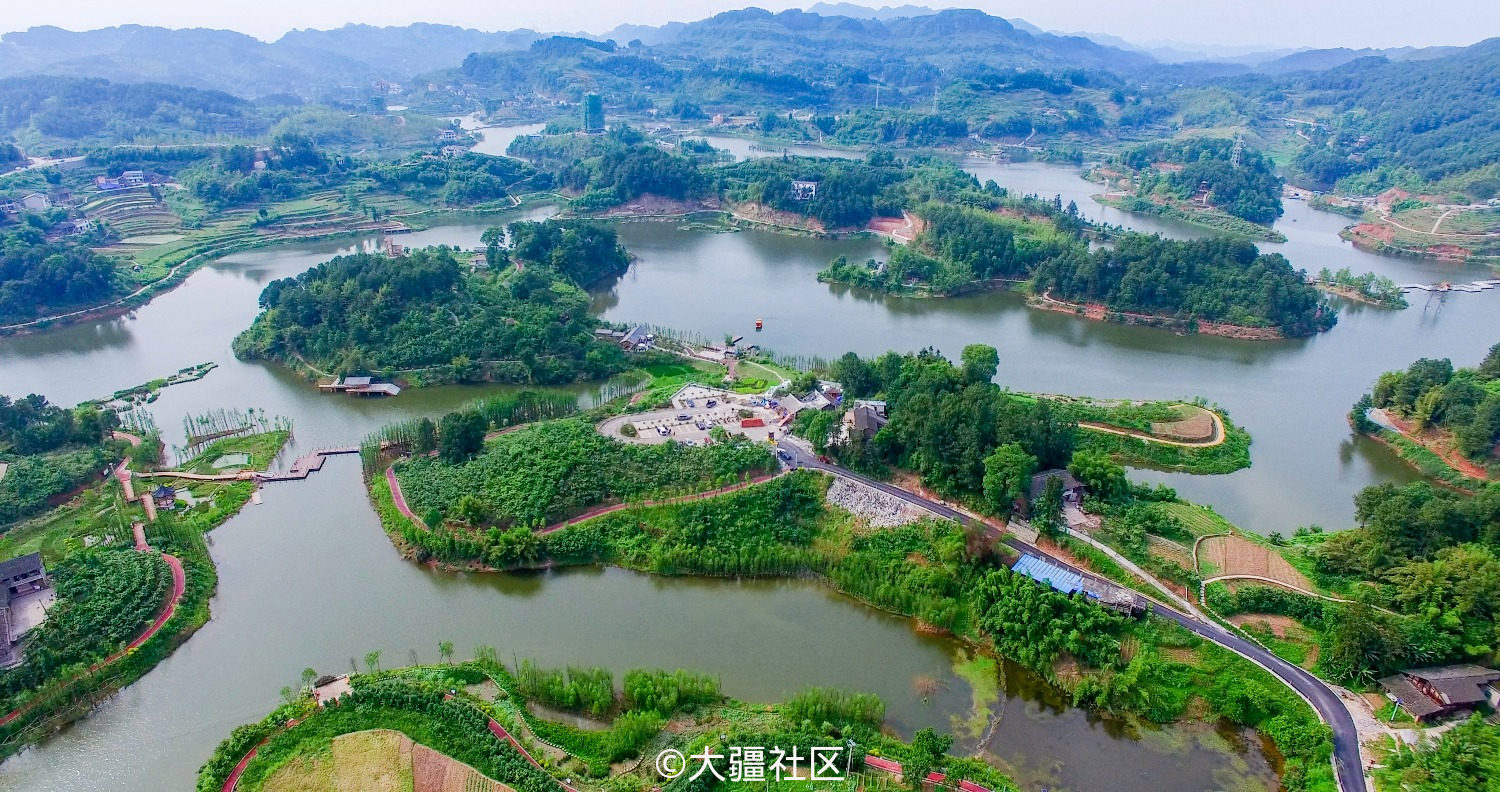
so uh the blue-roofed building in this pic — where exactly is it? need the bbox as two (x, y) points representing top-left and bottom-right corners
(1011, 554), (1083, 594)
(1011, 554), (1145, 616)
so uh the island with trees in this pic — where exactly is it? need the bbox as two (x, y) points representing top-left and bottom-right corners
(1086, 137), (1286, 241)
(232, 220), (634, 387)
(818, 196), (1334, 338)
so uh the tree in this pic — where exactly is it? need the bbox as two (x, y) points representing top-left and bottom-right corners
(982, 443), (1036, 515)
(364, 650), (382, 673)
(413, 417), (437, 454)
(902, 728), (953, 789)
(300, 667), (317, 691)
(439, 640), (455, 665)
(439, 411), (487, 463)
(1068, 449), (1128, 503)
(1032, 476), (1065, 537)
(960, 344), (999, 385)
(280, 685), (297, 705)
(1480, 343), (1500, 381)
(833, 352), (879, 397)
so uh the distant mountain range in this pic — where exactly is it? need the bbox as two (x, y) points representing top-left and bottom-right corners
(0, 6), (1488, 100)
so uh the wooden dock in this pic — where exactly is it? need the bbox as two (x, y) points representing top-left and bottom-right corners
(256, 447), (359, 482)
(1399, 279), (1500, 293)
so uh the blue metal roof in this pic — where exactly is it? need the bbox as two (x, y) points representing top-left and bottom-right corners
(1011, 554), (1083, 595)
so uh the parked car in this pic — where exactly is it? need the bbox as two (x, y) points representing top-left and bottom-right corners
(676, 413), (690, 421)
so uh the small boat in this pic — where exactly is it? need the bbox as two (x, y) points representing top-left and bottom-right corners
(754, 318), (763, 331)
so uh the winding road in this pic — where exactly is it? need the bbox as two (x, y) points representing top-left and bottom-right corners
(775, 443), (1365, 792)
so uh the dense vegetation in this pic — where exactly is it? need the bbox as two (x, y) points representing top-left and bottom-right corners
(0, 393), (120, 525)
(1306, 479), (1500, 681)
(811, 185), (1330, 335)
(1357, 345), (1500, 468)
(0, 76), (263, 142)
(234, 225), (631, 383)
(716, 152), (986, 229)
(0, 549), (169, 705)
(1113, 137), (1283, 224)
(1286, 40), (1500, 196)
(1373, 715), (1500, 792)
(1032, 234), (1334, 335)
(357, 151), (536, 205)
(391, 418), (777, 563)
(820, 199), (1082, 293)
(0, 226), (121, 324)
(0, 394), (117, 455)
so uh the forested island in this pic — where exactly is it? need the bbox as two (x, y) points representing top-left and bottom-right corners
(818, 196), (1333, 338)
(1087, 136), (1286, 241)
(232, 220), (633, 385)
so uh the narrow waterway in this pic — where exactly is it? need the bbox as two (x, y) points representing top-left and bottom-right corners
(0, 127), (1494, 791)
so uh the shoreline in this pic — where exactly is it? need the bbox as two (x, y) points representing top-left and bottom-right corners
(1089, 193), (1287, 243)
(1311, 283), (1406, 308)
(1029, 292), (1287, 340)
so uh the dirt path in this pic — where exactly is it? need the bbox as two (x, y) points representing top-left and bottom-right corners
(1076, 407), (1225, 448)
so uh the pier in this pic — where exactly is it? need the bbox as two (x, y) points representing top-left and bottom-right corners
(255, 447), (360, 482)
(317, 376), (401, 397)
(1398, 279), (1500, 293)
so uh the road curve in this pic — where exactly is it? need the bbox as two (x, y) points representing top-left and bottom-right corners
(777, 445), (1363, 792)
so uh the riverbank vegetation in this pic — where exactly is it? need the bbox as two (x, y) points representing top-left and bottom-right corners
(233, 221), (634, 385)
(1352, 345), (1500, 481)
(1311, 267), (1408, 309)
(201, 659), (1009, 792)
(0, 393), (123, 525)
(389, 418), (777, 562)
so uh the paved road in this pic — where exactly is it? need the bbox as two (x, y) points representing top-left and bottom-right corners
(776, 443), (1364, 792)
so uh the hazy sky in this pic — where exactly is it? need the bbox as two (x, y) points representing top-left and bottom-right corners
(2, 0), (1494, 51)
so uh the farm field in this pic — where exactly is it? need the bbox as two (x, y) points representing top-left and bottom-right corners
(263, 729), (512, 792)
(1199, 534), (1313, 591)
